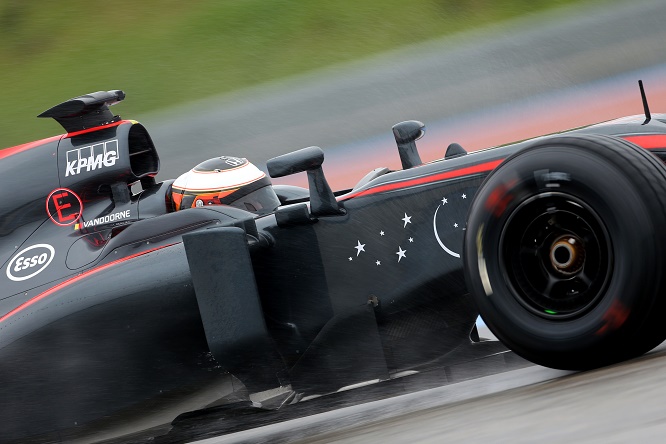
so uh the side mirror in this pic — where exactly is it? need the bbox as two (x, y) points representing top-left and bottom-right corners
(267, 147), (344, 217)
(266, 146), (324, 178)
(392, 120), (424, 170)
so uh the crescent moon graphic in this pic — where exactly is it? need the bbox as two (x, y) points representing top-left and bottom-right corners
(433, 205), (460, 258)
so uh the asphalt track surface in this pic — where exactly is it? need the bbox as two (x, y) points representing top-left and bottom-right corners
(200, 344), (666, 444)
(128, 0), (666, 442)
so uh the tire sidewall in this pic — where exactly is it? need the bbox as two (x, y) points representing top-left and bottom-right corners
(465, 138), (662, 366)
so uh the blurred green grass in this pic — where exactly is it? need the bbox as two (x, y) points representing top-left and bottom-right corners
(2, 0), (596, 148)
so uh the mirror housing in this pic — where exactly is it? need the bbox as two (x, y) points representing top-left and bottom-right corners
(392, 120), (424, 170)
(267, 147), (344, 217)
(267, 146), (324, 178)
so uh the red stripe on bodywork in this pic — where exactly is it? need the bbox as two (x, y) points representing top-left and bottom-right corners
(1, 120), (131, 159)
(0, 243), (178, 323)
(340, 159), (503, 201)
(0, 135), (62, 160)
(65, 120), (133, 138)
(65, 120), (128, 138)
(623, 135), (666, 149)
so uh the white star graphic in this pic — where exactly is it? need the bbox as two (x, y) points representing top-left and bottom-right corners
(462, 193), (467, 199)
(442, 197), (448, 204)
(376, 260), (381, 266)
(454, 223), (458, 228)
(402, 213), (412, 228)
(348, 257), (353, 261)
(396, 247), (406, 262)
(355, 240), (366, 256)
(409, 237), (414, 242)
(380, 231), (385, 236)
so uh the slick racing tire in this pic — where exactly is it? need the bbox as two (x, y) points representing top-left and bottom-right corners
(463, 134), (666, 370)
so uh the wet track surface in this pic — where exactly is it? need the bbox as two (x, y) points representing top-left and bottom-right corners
(171, 341), (666, 444)
(106, 0), (666, 442)
(290, 344), (666, 444)
(107, 339), (666, 443)
(117, 336), (536, 443)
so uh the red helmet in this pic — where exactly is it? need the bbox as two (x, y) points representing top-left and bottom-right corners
(171, 156), (280, 214)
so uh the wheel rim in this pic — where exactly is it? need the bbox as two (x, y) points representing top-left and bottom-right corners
(499, 192), (613, 320)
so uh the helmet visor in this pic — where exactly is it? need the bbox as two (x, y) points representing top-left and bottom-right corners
(226, 185), (281, 214)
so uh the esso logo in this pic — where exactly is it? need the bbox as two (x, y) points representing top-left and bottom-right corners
(6, 244), (55, 282)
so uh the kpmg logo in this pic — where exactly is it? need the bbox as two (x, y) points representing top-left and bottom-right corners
(65, 140), (119, 177)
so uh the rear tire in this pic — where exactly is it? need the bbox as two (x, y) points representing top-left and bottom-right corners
(464, 135), (666, 370)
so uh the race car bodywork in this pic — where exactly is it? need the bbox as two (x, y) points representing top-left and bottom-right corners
(2, 88), (666, 442)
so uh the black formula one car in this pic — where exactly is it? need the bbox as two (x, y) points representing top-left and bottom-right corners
(3, 85), (666, 442)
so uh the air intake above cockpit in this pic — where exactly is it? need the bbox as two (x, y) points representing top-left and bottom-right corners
(38, 90), (126, 133)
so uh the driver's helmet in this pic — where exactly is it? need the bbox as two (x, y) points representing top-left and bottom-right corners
(171, 156), (280, 214)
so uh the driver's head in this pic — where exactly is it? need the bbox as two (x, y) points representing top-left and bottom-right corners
(171, 156), (280, 214)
